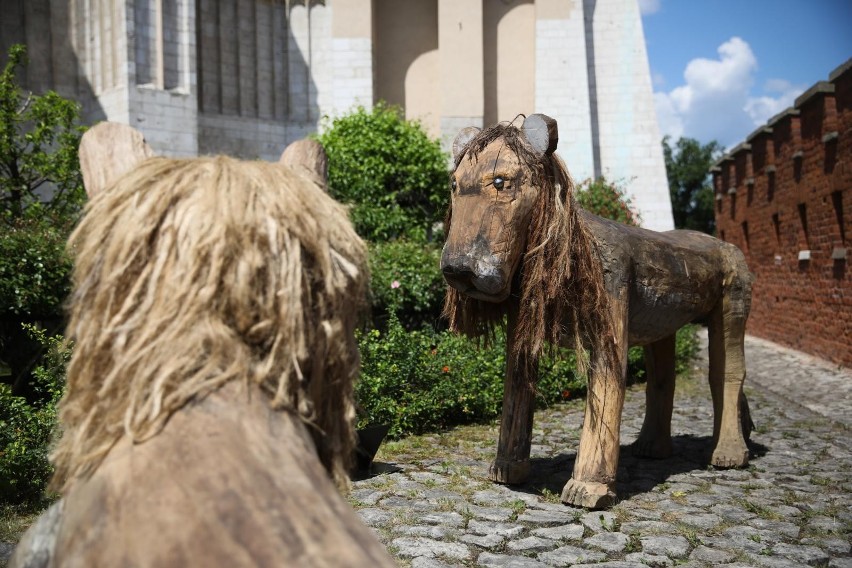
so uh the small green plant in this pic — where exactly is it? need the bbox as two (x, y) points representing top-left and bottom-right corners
(576, 176), (640, 227)
(318, 102), (449, 242)
(1, 44), (86, 223)
(0, 325), (67, 505)
(368, 240), (445, 330)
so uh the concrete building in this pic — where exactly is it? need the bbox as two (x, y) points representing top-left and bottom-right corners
(1, 0), (674, 230)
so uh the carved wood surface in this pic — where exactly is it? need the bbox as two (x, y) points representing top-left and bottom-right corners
(12, 382), (396, 567)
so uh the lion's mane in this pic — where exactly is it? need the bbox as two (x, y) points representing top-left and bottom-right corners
(443, 124), (621, 379)
(52, 156), (367, 492)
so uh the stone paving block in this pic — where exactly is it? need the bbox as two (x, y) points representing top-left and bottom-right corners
(392, 537), (470, 561)
(829, 559), (852, 568)
(395, 525), (456, 539)
(770, 542), (829, 566)
(711, 503), (758, 522)
(409, 471), (449, 485)
(689, 544), (736, 564)
(460, 533), (505, 549)
(419, 511), (466, 527)
(639, 535), (690, 558)
(537, 545), (606, 566)
(467, 520), (525, 538)
(748, 554), (814, 568)
(808, 515), (845, 533)
(570, 562), (647, 568)
(584, 531), (630, 553)
(350, 488), (385, 505)
(472, 490), (510, 507)
(702, 535), (766, 556)
(357, 507), (393, 527)
(746, 518), (800, 538)
(580, 511), (618, 532)
(619, 520), (675, 535)
(625, 551), (674, 566)
(801, 536), (850, 556)
(507, 536), (558, 554)
(412, 556), (455, 568)
(381, 496), (433, 510)
(530, 524), (584, 541)
(679, 512), (723, 530)
(477, 551), (549, 567)
(459, 504), (514, 522)
(517, 509), (577, 524)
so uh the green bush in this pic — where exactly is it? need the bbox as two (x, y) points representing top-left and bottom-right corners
(368, 240), (445, 330)
(1, 44), (86, 223)
(0, 216), (73, 319)
(356, 316), (700, 438)
(318, 103), (449, 242)
(0, 325), (66, 504)
(356, 315), (504, 438)
(576, 177), (640, 227)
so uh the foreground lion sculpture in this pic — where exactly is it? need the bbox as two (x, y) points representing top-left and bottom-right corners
(11, 123), (396, 567)
(441, 114), (754, 509)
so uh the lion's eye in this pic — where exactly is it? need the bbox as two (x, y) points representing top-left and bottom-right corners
(493, 177), (505, 190)
(451, 179), (457, 191)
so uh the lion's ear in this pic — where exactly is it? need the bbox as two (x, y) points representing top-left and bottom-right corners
(452, 126), (480, 163)
(279, 138), (329, 190)
(521, 114), (558, 157)
(79, 122), (155, 198)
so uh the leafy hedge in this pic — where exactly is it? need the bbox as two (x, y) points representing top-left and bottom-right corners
(357, 312), (701, 439)
(317, 103), (449, 242)
(367, 240), (445, 330)
(0, 325), (67, 504)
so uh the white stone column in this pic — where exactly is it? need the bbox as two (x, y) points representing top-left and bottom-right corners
(535, 0), (594, 183)
(330, 0), (373, 118)
(587, 0), (673, 231)
(438, 0), (484, 150)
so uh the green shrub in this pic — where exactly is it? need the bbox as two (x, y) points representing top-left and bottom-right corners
(368, 240), (445, 330)
(356, 317), (700, 438)
(1, 44), (86, 223)
(0, 216), (73, 319)
(576, 177), (640, 227)
(318, 103), (449, 242)
(0, 325), (66, 505)
(356, 315), (504, 438)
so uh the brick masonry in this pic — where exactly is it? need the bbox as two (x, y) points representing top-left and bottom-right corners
(712, 59), (851, 368)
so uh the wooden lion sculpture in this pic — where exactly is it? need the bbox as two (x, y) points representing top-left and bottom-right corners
(11, 123), (396, 567)
(441, 115), (754, 509)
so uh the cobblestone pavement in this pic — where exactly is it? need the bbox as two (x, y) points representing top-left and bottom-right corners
(351, 331), (852, 567)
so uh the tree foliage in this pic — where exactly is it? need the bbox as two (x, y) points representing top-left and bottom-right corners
(663, 136), (722, 234)
(317, 102), (449, 242)
(1, 44), (86, 224)
(576, 177), (640, 227)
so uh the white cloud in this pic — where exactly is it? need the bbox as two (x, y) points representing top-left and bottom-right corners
(653, 37), (806, 148)
(638, 0), (661, 16)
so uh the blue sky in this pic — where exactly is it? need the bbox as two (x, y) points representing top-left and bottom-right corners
(640, 0), (852, 149)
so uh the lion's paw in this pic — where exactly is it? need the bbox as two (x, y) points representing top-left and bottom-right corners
(489, 459), (530, 485)
(560, 478), (616, 509)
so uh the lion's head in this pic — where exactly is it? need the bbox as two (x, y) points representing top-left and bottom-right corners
(51, 124), (367, 492)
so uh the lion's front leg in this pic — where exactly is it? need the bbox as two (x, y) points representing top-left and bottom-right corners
(490, 306), (537, 485)
(561, 299), (628, 509)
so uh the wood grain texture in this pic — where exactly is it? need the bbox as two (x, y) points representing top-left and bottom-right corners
(12, 382), (396, 568)
(79, 122), (154, 198)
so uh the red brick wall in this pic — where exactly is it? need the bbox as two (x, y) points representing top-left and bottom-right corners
(713, 59), (851, 368)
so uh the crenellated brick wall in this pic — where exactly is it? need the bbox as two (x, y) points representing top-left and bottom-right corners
(712, 59), (851, 368)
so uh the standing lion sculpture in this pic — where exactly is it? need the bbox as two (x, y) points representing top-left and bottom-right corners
(11, 123), (395, 567)
(441, 114), (754, 509)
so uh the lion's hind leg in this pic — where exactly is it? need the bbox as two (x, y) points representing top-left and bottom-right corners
(707, 280), (750, 469)
(632, 334), (676, 459)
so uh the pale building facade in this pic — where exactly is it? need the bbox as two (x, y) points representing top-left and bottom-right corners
(1, 0), (673, 230)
